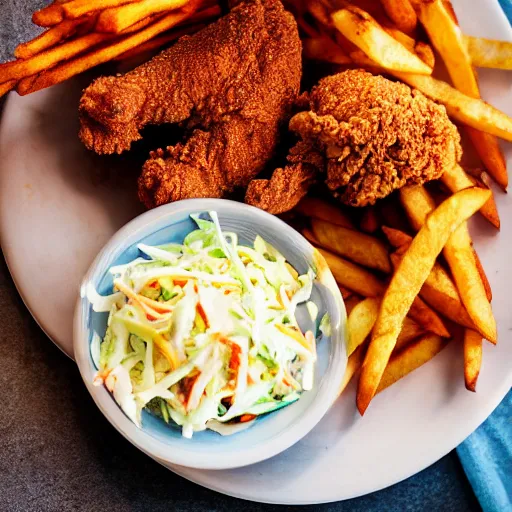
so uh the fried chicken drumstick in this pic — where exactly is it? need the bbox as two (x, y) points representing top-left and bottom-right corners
(78, 0), (301, 208)
(246, 70), (462, 213)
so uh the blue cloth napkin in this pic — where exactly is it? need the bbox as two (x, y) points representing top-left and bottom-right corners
(456, 7), (512, 512)
(457, 390), (512, 512)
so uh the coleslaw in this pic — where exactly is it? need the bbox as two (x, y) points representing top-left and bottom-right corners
(89, 212), (322, 438)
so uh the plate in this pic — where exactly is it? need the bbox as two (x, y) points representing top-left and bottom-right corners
(1, 0), (511, 503)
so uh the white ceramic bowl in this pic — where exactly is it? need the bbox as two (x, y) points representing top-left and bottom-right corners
(74, 198), (347, 470)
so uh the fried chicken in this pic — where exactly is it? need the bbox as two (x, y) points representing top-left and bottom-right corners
(78, 0), (302, 208)
(246, 69), (462, 213)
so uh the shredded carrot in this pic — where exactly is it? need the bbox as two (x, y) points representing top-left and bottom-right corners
(153, 333), (179, 370)
(275, 323), (313, 352)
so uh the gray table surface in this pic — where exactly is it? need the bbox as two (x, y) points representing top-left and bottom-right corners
(0, 2), (482, 510)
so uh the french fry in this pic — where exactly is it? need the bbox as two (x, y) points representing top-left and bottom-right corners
(2, 32), (114, 83)
(392, 72), (512, 142)
(394, 316), (424, 352)
(0, 80), (16, 98)
(14, 17), (94, 59)
(303, 37), (352, 64)
(463, 329), (482, 392)
(357, 187), (491, 414)
(381, 225), (412, 248)
(97, 0), (190, 34)
(379, 0), (417, 34)
(295, 197), (355, 229)
(347, 297), (380, 355)
(390, 247), (475, 329)
(344, 295), (362, 316)
(310, 218), (391, 273)
(316, 248), (386, 297)
(418, 0), (508, 190)
(473, 249), (492, 302)
(359, 206), (380, 233)
(32, 1), (65, 27)
(331, 6), (432, 74)
(339, 285), (354, 300)
(399, 185), (496, 343)
(414, 41), (435, 69)
(338, 345), (365, 396)
(376, 333), (448, 393)
(441, 165), (500, 229)
(464, 35), (512, 70)
(62, 0), (139, 19)
(465, 129), (507, 191)
(17, 4), (201, 95)
(408, 294), (450, 337)
(384, 228), (475, 328)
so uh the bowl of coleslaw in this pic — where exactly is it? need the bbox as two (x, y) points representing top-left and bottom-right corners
(74, 199), (347, 470)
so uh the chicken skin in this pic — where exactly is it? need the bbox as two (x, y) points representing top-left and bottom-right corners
(245, 69), (462, 213)
(78, 0), (302, 208)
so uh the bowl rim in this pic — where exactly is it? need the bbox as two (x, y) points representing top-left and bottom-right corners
(73, 198), (347, 470)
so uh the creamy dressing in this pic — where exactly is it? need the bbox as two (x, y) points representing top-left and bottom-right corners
(91, 212), (319, 438)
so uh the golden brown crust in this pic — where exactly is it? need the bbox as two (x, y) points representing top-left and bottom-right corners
(78, 0), (302, 207)
(290, 69), (462, 207)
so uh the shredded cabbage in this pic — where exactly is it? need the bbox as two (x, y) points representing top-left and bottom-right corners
(89, 212), (319, 438)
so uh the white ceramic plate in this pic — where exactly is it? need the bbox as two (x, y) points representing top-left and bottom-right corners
(1, 0), (511, 503)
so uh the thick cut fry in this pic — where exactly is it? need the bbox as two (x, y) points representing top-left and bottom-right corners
(408, 295), (450, 337)
(448, 224), (497, 342)
(357, 187), (491, 414)
(400, 185), (496, 343)
(414, 41), (435, 69)
(380, 0), (417, 33)
(473, 249), (492, 301)
(441, 165), (500, 228)
(463, 329), (482, 392)
(97, 0), (190, 33)
(390, 248), (475, 329)
(418, 0), (508, 189)
(32, 2), (65, 27)
(344, 295), (362, 316)
(303, 37), (352, 64)
(394, 316), (424, 352)
(17, 4), (200, 95)
(1, 32), (114, 83)
(295, 197), (354, 228)
(339, 285), (353, 300)
(347, 297), (380, 355)
(465, 128), (507, 190)
(382, 225), (412, 248)
(0, 80), (16, 98)
(331, 7), (432, 74)
(391, 72), (512, 142)
(376, 333), (447, 393)
(360, 207), (380, 233)
(464, 35), (512, 70)
(316, 248), (386, 297)
(338, 345), (365, 396)
(311, 218), (391, 273)
(14, 17), (93, 59)
(62, 0), (139, 19)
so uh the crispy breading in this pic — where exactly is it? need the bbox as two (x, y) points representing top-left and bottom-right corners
(247, 69), (462, 212)
(78, 0), (302, 207)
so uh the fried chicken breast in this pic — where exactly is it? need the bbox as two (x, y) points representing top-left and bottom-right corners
(78, 0), (302, 208)
(246, 69), (462, 213)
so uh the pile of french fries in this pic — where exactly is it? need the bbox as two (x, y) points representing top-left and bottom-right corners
(0, 0), (221, 98)
(287, 0), (512, 413)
